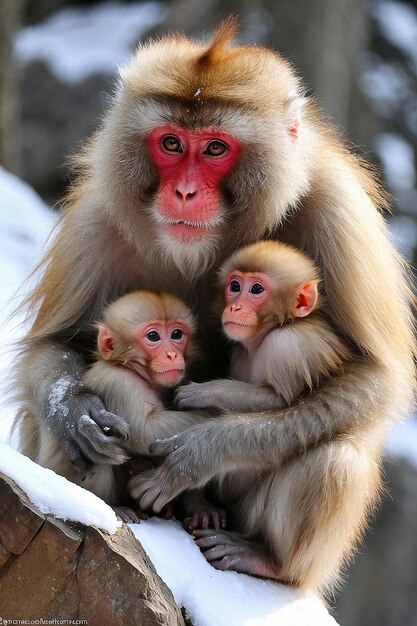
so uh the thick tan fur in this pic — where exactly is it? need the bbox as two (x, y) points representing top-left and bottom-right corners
(13, 22), (416, 595)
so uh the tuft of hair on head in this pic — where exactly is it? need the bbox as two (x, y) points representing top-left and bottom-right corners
(197, 16), (238, 67)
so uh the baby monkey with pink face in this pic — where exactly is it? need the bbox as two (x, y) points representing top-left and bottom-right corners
(81, 290), (224, 527)
(176, 241), (352, 413)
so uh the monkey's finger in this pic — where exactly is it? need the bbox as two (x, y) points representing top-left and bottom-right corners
(190, 512), (201, 530)
(115, 506), (149, 523)
(162, 504), (174, 520)
(152, 491), (173, 514)
(64, 439), (93, 478)
(210, 556), (243, 572)
(174, 393), (197, 409)
(210, 512), (220, 530)
(93, 409), (129, 442)
(202, 512), (210, 530)
(148, 437), (179, 456)
(193, 529), (234, 548)
(77, 416), (130, 464)
(219, 511), (227, 529)
(201, 545), (233, 562)
(138, 486), (160, 511)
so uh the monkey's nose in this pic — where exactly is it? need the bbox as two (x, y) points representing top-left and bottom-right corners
(175, 182), (197, 202)
(231, 302), (242, 312)
(167, 351), (177, 361)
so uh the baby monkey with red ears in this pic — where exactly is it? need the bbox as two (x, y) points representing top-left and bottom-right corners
(176, 240), (352, 416)
(81, 290), (225, 527)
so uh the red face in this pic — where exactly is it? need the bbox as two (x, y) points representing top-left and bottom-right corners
(222, 271), (273, 343)
(147, 126), (241, 242)
(135, 319), (191, 387)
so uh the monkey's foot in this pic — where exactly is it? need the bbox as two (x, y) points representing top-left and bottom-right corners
(193, 529), (281, 580)
(113, 505), (149, 523)
(183, 507), (227, 532)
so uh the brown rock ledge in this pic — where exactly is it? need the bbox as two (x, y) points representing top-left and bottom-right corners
(0, 471), (184, 626)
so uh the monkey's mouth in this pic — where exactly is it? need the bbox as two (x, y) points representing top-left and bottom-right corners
(155, 368), (185, 375)
(155, 368), (185, 387)
(223, 321), (256, 340)
(223, 321), (255, 329)
(153, 211), (223, 242)
(165, 220), (212, 241)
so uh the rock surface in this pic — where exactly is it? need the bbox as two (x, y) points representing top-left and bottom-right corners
(0, 471), (184, 626)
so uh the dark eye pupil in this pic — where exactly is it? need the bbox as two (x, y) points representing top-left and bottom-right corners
(147, 331), (160, 342)
(230, 281), (240, 293)
(171, 329), (183, 340)
(251, 283), (264, 294)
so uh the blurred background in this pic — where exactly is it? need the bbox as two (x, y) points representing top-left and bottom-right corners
(1, 1), (417, 624)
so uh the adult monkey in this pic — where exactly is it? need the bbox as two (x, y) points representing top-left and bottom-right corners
(15, 21), (415, 593)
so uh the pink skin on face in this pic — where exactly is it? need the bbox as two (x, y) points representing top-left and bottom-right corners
(222, 271), (273, 345)
(147, 126), (241, 242)
(136, 320), (190, 387)
(98, 320), (191, 387)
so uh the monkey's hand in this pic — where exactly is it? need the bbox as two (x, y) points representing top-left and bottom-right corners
(128, 426), (218, 512)
(175, 380), (284, 412)
(47, 385), (130, 475)
(175, 381), (228, 410)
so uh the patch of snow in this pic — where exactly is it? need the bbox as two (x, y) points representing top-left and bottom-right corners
(13, 1), (168, 83)
(389, 215), (417, 259)
(375, 132), (415, 190)
(375, 0), (417, 72)
(0, 443), (120, 533)
(386, 417), (417, 469)
(359, 57), (409, 117)
(132, 518), (338, 626)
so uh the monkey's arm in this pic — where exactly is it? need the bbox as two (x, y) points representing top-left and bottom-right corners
(17, 341), (129, 472)
(15, 208), (136, 470)
(129, 408), (214, 455)
(129, 358), (390, 511)
(175, 380), (286, 411)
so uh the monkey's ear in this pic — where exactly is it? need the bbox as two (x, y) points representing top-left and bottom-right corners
(294, 281), (318, 318)
(97, 325), (114, 360)
(287, 96), (304, 141)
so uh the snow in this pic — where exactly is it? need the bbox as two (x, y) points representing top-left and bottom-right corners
(389, 215), (417, 259)
(375, 0), (417, 72)
(359, 57), (409, 117)
(13, 1), (168, 84)
(132, 519), (337, 626)
(0, 443), (120, 534)
(374, 132), (416, 190)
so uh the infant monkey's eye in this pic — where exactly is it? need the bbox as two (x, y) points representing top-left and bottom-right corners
(171, 329), (184, 340)
(147, 331), (161, 342)
(229, 281), (241, 293)
(250, 283), (265, 295)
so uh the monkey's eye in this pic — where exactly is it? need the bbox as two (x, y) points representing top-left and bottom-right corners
(171, 329), (184, 340)
(250, 283), (265, 295)
(161, 135), (182, 153)
(146, 331), (161, 342)
(229, 280), (241, 293)
(203, 140), (227, 157)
